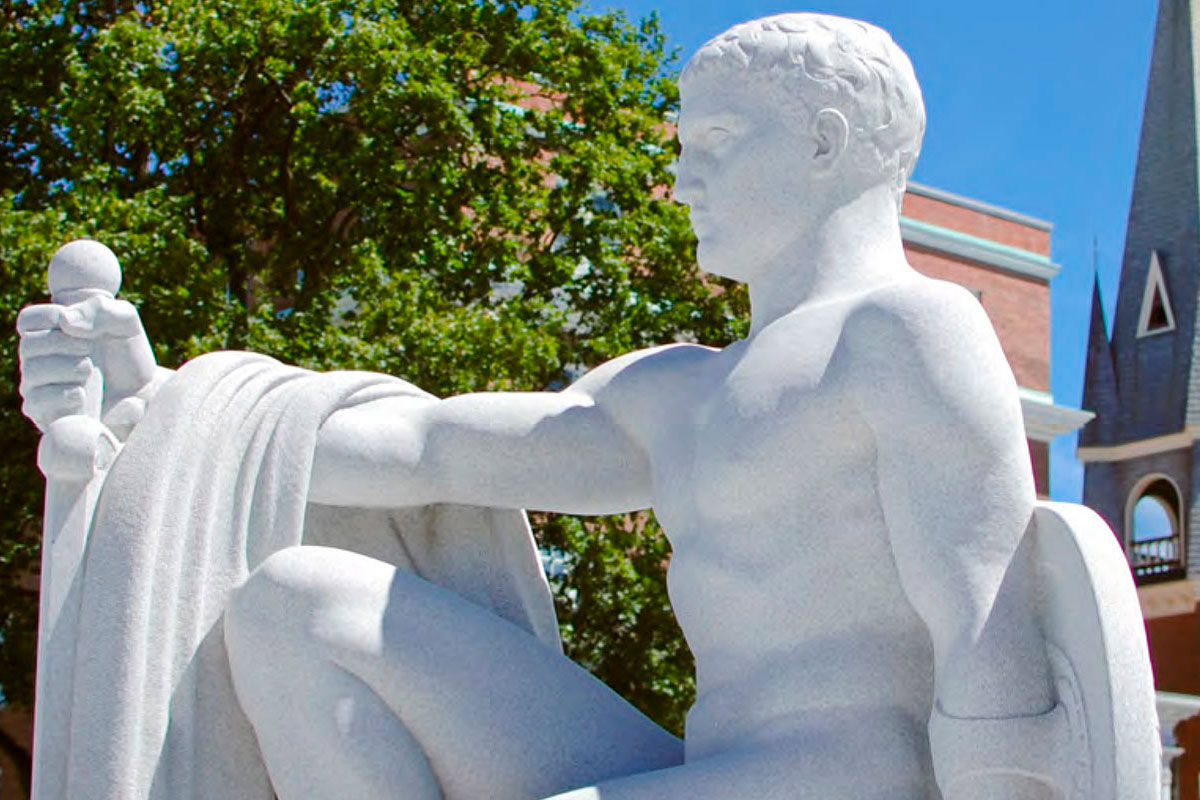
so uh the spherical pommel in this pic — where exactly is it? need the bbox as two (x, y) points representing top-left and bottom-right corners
(48, 240), (121, 300)
(37, 416), (112, 482)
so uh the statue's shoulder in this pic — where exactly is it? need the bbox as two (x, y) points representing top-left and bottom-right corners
(842, 273), (1004, 364)
(837, 273), (1019, 430)
(569, 342), (719, 432)
(572, 342), (718, 396)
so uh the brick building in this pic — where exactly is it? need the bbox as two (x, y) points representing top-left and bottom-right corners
(1079, 0), (1200, 796)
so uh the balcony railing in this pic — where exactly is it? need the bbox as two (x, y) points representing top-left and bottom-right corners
(1130, 534), (1186, 583)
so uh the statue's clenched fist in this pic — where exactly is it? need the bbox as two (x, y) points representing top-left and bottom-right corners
(17, 293), (159, 434)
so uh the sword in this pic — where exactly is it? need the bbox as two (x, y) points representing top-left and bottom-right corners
(30, 240), (122, 800)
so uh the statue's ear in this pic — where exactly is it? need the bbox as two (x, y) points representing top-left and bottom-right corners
(811, 108), (850, 173)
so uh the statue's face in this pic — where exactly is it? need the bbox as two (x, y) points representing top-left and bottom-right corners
(675, 71), (820, 282)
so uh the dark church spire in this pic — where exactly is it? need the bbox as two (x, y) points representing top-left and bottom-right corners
(1079, 275), (1117, 447)
(1102, 0), (1200, 441)
(1081, 0), (1200, 580)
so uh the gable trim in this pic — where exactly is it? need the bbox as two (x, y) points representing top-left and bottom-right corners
(1136, 250), (1176, 337)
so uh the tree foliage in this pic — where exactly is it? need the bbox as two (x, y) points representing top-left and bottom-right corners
(0, 0), (749, 766)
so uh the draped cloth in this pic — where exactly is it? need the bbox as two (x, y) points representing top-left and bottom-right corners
(35, 351), (561, 800)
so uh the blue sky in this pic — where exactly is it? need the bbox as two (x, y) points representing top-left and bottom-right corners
(597, 0), (1159, 501)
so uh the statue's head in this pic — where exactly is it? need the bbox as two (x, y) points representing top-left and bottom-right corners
(675, 14), (925, 279)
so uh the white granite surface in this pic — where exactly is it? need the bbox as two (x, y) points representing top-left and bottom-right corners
(17, 13), (1158, 800)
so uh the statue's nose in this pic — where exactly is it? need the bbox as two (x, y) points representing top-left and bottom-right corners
(672, 155), (704, 208)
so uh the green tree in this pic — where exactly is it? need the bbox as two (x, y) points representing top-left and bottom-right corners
(0, 0), (748, 784)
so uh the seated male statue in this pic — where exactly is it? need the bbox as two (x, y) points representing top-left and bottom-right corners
(20, 13), (1090, 800)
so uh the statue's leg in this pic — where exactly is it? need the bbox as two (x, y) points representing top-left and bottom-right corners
(224, 545), (682, 800)
(539, 713), (936, 800)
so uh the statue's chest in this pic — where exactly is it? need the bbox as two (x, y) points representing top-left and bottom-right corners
(654, 318), (860, 528)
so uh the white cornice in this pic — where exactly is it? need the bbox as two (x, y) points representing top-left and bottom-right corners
(906, 182), (1055, 231)
(900, 217), (1061, 282)
(1019, 389), (1094, 442)
(1076, 429), (1197, 463)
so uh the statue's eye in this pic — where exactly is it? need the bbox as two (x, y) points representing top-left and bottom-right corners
(707, 127), (733, 148)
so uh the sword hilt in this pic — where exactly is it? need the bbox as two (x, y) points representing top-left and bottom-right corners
(37, 240), (122, 483)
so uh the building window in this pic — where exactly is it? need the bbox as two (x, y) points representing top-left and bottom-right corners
(1136, 250), (1176, 337)
(1127, 475), (1185, 583)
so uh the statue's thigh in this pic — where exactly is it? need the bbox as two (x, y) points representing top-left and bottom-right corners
(228, 545), (682, 800)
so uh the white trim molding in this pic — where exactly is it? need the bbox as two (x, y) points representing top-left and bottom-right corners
(1137, 250), (1177, 337)
(906, 182), (1055, 231)
(1077, 429), (1197, 463)
(1019, 388), (1094, 442)
(900, 217), (1061, 282)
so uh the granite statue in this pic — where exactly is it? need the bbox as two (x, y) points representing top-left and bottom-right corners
(16, 12), (1158, 800)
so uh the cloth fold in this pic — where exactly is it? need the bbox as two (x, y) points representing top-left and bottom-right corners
(36, 351), (560, 800)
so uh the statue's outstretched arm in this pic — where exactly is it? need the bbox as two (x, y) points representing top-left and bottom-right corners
(308, 345), (703, 515)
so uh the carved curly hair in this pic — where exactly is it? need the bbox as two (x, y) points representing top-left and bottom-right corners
(680, 13), (926, 205)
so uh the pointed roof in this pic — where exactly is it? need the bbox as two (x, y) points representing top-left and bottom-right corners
(1080, 275), (1118, 447)
(1101, 0), (1200, 442)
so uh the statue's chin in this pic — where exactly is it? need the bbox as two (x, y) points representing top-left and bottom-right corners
(699, 261), (752, 286)
(695, 243), (745, 283)
(696, 261), (740, 283)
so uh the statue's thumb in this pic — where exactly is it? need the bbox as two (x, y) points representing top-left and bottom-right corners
(59, 297), (138, 340)
(57, 303), (101, 339)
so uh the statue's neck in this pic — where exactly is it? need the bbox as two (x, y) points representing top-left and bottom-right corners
(747, 184), (908, 337)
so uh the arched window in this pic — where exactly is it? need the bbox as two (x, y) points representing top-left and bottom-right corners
(1127, 476), (1185, 583)
(1132, 494), (1175, 542)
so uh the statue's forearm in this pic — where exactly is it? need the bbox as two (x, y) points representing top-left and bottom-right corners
(309, 389), (652, 514)
(936, 508), (1055, 718)
(927, 535), (1064, 798)
(929, 703), (1069, 799)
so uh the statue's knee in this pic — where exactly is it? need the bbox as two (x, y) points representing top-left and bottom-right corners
(226, 546), (392, 669)
(226, 546), (337, 664)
